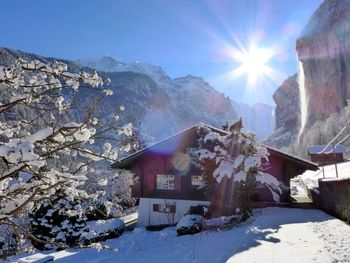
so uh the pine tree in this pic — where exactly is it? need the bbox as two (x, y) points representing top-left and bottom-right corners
(197, 120), (282, 219)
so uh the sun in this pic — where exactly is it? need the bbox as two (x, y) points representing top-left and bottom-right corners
(232, 45), (273, 85)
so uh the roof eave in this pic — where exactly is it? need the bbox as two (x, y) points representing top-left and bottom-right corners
(111, 123), (319, 171)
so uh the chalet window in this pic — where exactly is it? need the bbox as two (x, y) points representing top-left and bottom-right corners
(156, 174), (175, 190)
(191, 175), (203, 186)
(153, 204), (176, 213)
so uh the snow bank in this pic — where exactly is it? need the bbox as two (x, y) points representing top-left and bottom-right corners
(300, 161), (350, 189)
(81, 218), (125, 241)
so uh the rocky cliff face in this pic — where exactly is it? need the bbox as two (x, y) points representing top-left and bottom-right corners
(263, 74), (299, 148)
(273, 74), (299, 132)
(78, 56), (238, 134)
(297, 0), (350, 123)
(81, 56), (278, 139)
(268, 0), (350, 150)
(231, 101), (275, 140)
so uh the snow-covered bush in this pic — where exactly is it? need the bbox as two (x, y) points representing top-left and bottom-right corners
(176, 214), (205, 236)
(80, 218), (125, 245)
(188, 205), (210, 218)
(0, 59), (134, 250)
(29, 188), (96, 249)
(197, 119), (283, 219)
(30, 188), (126, 250)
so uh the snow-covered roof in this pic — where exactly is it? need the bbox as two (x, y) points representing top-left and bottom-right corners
(308, 145), (346, 154)
(112, 123), (318, 170)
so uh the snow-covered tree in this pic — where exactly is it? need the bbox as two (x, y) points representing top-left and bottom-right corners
(29, 187), (114, 250)
(84, 166), (137, 217)
(0, 59), (133, 249)
(197, 119), (282, 219)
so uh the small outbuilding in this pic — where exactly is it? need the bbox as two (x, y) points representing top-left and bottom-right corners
(308, 145), (346, 165)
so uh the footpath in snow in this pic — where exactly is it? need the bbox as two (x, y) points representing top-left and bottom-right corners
(13, 208), (350, 263)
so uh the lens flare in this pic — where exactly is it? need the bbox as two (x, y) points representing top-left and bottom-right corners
(171, 152), (191, 175)
(231, 44), (273, 85)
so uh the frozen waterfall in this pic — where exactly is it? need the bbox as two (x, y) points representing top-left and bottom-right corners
(297, 61), (308, 143)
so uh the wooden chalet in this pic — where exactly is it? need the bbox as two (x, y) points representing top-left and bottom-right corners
(113, 123), (318, 226)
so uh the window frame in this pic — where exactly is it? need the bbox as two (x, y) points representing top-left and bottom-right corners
(156, 174), (175, 190)
(191, 175), (203, 186)
(153, 204), (176, 213)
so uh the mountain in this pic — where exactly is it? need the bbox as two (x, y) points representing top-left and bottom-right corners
(77, 56), (171, 85)
(0, 48), (238, 143)
(0, 48), (277, 143)
(267, 0), (350, 150)
(263, 74), (300, 148)
(297, 0), (350, 124)
(79, 56), (277, 139)
(78, 56), (239, 135)
(231, 101), (275, 140)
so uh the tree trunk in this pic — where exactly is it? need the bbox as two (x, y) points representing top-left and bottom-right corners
(209, 177), (238, 217)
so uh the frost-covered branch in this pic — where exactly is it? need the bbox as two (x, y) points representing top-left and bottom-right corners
(0, 59), (132, 222)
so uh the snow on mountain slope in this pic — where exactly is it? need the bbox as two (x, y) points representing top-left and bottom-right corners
(0, 48), (273, 143)
(0, 48), (238, 143)
(170, 75), (236, 129)
(231, 100), (275, 140)
(79, 56), (276, 139)
(78, 56), (237, 133)
(77, 56), (171, 85)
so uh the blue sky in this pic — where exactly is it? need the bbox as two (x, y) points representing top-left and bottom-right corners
(0, 0), (321, 105)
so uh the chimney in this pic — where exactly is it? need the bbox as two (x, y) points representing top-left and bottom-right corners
(222, 121), (229, 131)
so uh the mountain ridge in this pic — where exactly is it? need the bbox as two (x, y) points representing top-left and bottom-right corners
(78, 56), (275, 139)
(0, 48), (238, 143)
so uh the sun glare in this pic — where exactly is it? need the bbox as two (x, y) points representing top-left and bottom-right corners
(234, 45), (273, 84)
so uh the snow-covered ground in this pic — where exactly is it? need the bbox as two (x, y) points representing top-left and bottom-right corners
(301, 161), (350, 190)
(13, 208), (350, 263)
(290, 178), (308, 197)
(119, 212), (138, 223)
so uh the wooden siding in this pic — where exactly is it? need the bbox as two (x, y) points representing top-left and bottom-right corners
(310, 153), (344, 165)
(130, 149), (207, 201)
(117, 125), (318, 204)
